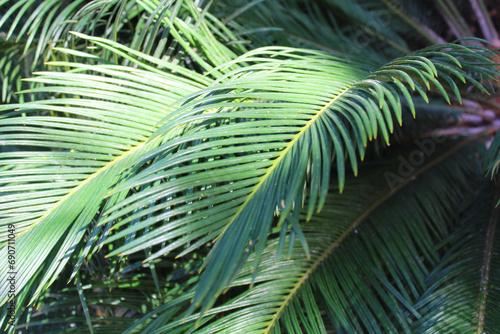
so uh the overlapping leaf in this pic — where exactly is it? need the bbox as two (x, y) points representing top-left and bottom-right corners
(124, 139), (497, 333)
(0, 0), (246, 325)
(0, 1), (499, 332)
(96, 42), (497, 313)
(0, 48), (212, 314)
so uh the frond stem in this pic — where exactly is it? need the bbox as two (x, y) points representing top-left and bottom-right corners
(213, 86), (350, 243)
(436, 0), (474, 39)
(475, 183), (500, 333)
(15, 138), (157, 239)
(468, 0), (499, 41)
(378, 0), (446, 45)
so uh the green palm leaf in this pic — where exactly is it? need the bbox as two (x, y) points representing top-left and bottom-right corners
(0, 0), (245, 324)
(135, 138), (498, 333)
(0, 46), (210, 315)
(0, 1), (499, 332)
(94, 41), (497, 313)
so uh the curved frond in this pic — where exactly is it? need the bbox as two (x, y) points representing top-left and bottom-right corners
(127, 139), (494, 333)
(0, 46), (210, 318)
(97, 42), (497, 313)
(0, 0), (247, 319)
(0, 2), (498, 331)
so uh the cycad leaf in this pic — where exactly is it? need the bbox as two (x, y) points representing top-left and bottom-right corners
(131, 139), (488, 333)
(0, 0), (243, 315)
(98, 43), (497, 314)
(2, 1), (499, 332)
(410, 187), (500, 333)
(0, 50), (208, 309)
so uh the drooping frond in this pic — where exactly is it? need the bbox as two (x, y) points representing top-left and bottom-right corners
(0, 47), (212, 324)
(123, 138), (498, 333)
(93, 41), (497, 314)
(0, 2), (499, 332)
(0, 0), (251, 324)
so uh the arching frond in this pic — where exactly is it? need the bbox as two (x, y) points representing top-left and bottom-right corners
(0, 1), (499, 332)
(94, 42), (497, 313)
(0, 0), (250, 317)
(124, 139), (499, 333)
(0, 47), (212, 326)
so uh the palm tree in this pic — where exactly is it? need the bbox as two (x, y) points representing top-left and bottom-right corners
(0, 0), (499, 332)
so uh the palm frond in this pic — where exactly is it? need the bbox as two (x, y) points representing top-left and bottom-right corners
(0, 45), (211, 320)
(126, 0), (245, 76)
(0, 40), (31, 103)
(0, 0), (248, 324)
(408, 183), (500, 332)
(0, 0), (114, 102)
(0, 0), (241, 103)
(93, 42), (497, 313)
(217, 0), (409, 59)
(0, 1), (499, 332)
(126, 138), (494, 333)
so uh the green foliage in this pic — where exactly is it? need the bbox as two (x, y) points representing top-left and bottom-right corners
(0, 0), (499, 333)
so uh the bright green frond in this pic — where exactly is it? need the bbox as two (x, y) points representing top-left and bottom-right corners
(0, 46), (207, 314)
(128, 139), (490, 333)
(97, 43), (496, 314)
(1, 1), (499, 332)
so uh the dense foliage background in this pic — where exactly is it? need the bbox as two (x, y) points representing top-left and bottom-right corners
(0, 0), (499, 333)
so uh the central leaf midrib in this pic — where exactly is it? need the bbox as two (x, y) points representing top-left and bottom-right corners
(15, 138), (156, 240)
(215, 86), (351, 240)
(474, 184), (500, 333)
